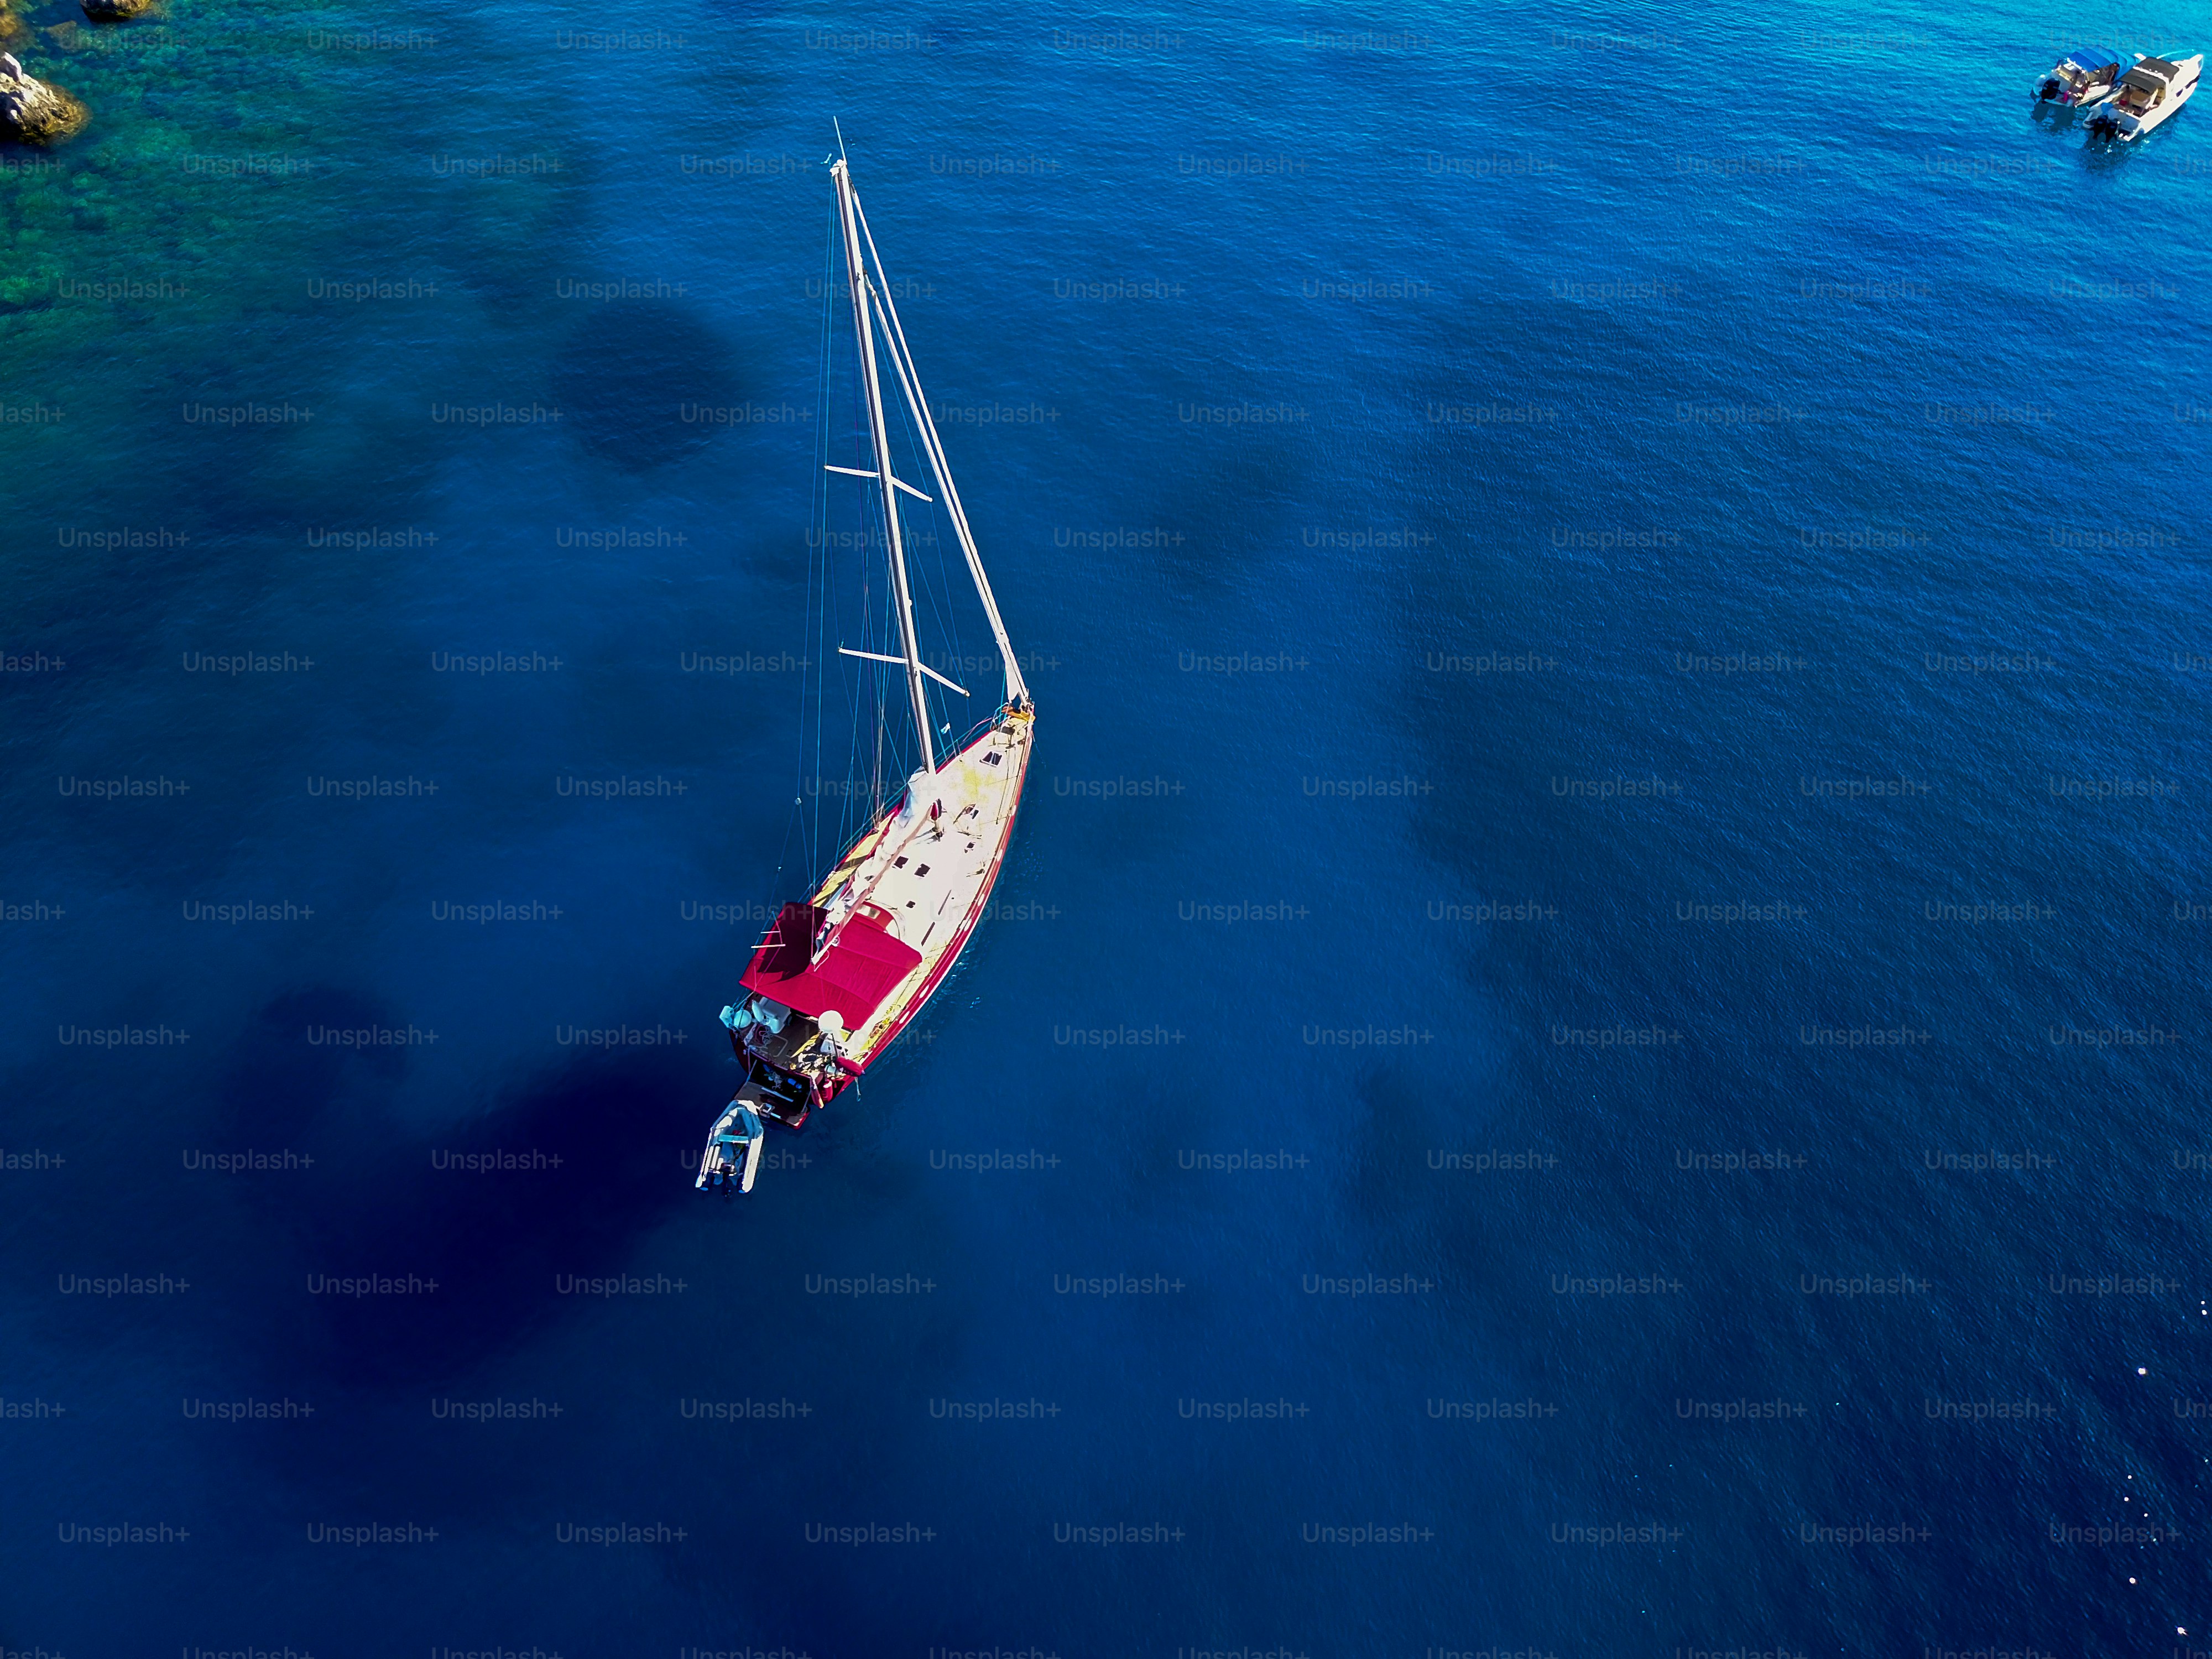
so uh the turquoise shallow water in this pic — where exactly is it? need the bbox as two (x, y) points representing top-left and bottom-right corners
(4, 0), (2212, 1649)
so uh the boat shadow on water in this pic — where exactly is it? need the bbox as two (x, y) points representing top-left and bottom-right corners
(206, 987), (714, 1392)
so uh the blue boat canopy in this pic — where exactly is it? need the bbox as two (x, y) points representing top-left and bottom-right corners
(2063, 48), (2117, 71)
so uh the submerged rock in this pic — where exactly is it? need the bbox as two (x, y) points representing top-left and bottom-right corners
(0, 52), (87, 142)
(79, 0), (154, 18)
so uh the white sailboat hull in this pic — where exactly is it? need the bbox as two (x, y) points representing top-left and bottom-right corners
(693, 140), (1037, 1196)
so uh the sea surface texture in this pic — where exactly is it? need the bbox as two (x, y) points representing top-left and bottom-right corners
(3, 0), (2210, 1649)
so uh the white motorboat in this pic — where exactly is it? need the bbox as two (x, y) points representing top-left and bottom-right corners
(2089, 54), (2201, 139)
(2034, 48), (2126, 109)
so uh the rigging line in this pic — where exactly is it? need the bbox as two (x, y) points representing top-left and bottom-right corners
(804, 198), (830, 880)
(870, 545), (888, 823)
(848, 252), (894, 830)
(913, 450), (966, 703)
(834, 159), (936, 778)
(883, 337), (978, 719)
(853, 194), (1025, 704)
(849, 476), (870, 847)
(860, 451), (889, 827)
(866, 281), (964, 731)
(876, 383), (956, 748)
(845, 246), (880, 846)
(833, 200), (873, 871)
(857, 387), (917, 802)
(901, 487), (959, 737)
(883, 330), (966, 700)
(809, 191), (842, 882)
(828, 291), (854, 873)
(778, 193), (842, 906)
(878, 493), (917, 779)
(802, 221), (825, 883)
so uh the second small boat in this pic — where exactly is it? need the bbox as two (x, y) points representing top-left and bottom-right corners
(2035, 47), (2126, 109)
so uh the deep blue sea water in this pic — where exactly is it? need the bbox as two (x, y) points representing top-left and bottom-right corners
(6, 0), (2212, 1650)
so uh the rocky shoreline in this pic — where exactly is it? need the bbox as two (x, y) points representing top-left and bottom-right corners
(0, 0), (147, 148)
(1, 50), (87, 143)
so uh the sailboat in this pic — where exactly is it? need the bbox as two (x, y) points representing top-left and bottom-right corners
(695, 141), (1035, 1197)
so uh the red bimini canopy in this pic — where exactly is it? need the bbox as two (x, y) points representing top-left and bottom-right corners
(739, 901), (922, 1025)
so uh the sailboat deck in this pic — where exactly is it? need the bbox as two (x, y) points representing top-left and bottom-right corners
(810, 713), (1032, 1060)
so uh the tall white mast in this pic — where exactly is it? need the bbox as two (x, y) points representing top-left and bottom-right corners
(832, 154), (937, 775)
(854, 200), (1029, 708)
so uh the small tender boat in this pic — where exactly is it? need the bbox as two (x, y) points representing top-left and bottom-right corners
(2089, 54), (2202, 139)
(693, 134), (1035, 1198)
(2035, 48), (2125, 108)
(697, 1100), (765, 1196)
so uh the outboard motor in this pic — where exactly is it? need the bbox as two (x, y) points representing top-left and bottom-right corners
(2039, 76), (2062, 100)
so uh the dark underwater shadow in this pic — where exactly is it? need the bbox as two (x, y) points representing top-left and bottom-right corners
(550, 299), (742, 472)
(216, 985), (714, 1391)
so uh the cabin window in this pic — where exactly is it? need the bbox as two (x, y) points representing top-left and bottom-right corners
(915, 864), (931, 877)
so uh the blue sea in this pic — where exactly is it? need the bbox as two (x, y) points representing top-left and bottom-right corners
(5, 0), (2211, 1649)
